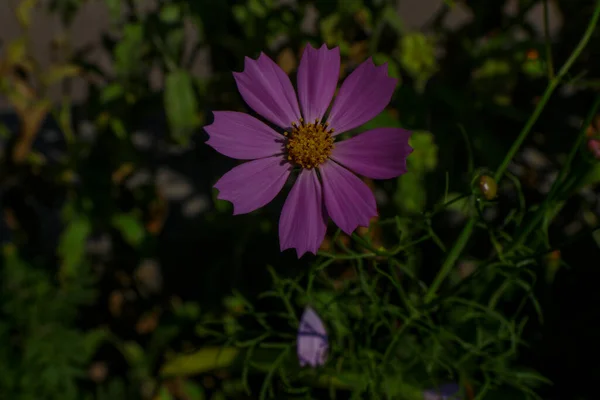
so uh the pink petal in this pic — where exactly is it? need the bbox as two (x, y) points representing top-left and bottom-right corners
(233, 53), (301, 129)
(279, 169), (327, 257)
(330, 127), (413, 179)
(297, 44), (340, 123)
(326, 58), (397, 135)
(205, 111), (285, 160)
(319, 160), (377, 235)
(214, 156), (291, 215)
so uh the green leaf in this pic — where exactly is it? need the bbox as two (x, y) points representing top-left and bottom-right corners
(111, 213), (145, 247)
(100, 83), (125, 104)
(394, 131), (438, 213)
(58, 216), (91, 280)
(579, 163), (600, 188)
(16, 0), (37, 28)
(382, 5), (405, 34)
(408, 131), (438, 172)
(160, 4), (181, 23)
(114, 23), (147, 78)
(158, 386), (174, 400)
(42, 64), (80, 87)
(123, 341), (145, 367)
(161, 347), (240, 377)
(399, 33), (438, 92)
(5, 38), (27, 67)
(181, 381), (206, 400)
(164, 70), (201, 145)
(395, 172), (426, 213)
(81, 329), (108, 361)
(106, 0), (122, 23)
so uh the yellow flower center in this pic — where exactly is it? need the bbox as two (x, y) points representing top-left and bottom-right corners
(285, 119), (335, 169)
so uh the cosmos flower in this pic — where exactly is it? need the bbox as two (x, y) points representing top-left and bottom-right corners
(588, 138), (600, 159)
(205, 43), (413, 257)
(297, 306), (328, 368)
(423, 383), (461, 400)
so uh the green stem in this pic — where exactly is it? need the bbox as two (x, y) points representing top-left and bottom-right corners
(424, 216), (476, 303)
(494, 0), (600, 182)
(423, 1), (600, 303)
(542, 0), (555, 79)
(505, 96), (600, 253)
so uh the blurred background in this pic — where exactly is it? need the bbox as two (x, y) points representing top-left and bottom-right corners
(1, 0), (599, 399)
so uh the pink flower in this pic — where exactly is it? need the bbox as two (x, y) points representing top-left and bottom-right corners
(588, 138), (600, 160)
(204, 43), (413, 257)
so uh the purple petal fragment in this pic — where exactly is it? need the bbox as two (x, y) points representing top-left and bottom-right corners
(279, 169), (327, 257)
(423, 383), (461, 400)
(214, 156), (291, 215)
(233, 53), (301, 129)
(326, 58), (397, 135)
(297, 306), (328, 367)
(297, 43), (340, 123)
(205, 111), (285, 160)
(319, 160), (377, 235)
(331, 127), (413, 179)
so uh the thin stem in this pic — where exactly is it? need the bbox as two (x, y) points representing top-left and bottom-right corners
(495, 0), (600, 182)
(542, 0), (555, 79)
(505, 96), (600, 253)
(422, 1), (600, 303)
(424, 216), (476, 303)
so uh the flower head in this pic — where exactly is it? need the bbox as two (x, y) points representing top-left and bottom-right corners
(588, 138), (600, 160)
(423, 383), (460, 400)
(205, 43), (413, 257)
(297, 306), (328, 367)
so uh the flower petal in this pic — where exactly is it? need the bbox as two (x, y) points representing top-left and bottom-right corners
(233, 53), (301, 129)
(297, 44), (340, 123)
(319, 160), (377, 235)
(331, 127), (413, 179)
(205, 111), (285, 160)
(326, 58), (397, 135)
(214, 156), (291, 215)
(279, 169), (327, 257)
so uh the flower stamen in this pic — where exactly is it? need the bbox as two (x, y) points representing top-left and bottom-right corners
(285, 118), (335, 169)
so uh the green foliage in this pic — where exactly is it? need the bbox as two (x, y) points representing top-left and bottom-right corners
(1, 0), (600, 399)
(164, 70), (202, 145)
(0, 245), (104, 400)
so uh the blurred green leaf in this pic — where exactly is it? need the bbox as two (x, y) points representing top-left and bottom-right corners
(382, 5), (405, 35)
(58, 216), (91, 280)
(399, 33), (438, 92)
(578, 163), (600, 187)
(160, 4), (181, 23)
(122, 341), (145, 368)
(473, 59), (511, 80)
(5, 38), (28, 67)
(81, 329), (108, 361)
(248, 0), (271, 18)
(409, 131), (438, 172)
(42, 64), (80, 87)
(158, 386), (174, 400)
(182, 381), (206, 400)
(164, 70), (201, 145)
(394, 131), (438, 213)
(395, 172), (427, 213)
(100, 83), (125, 104)
(161, 347), (239, 377)
(16, 0), (37, 29)
(105, 0), (122, 23)
(114, 23), (147, 78)
(111, 213), (145, 247)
